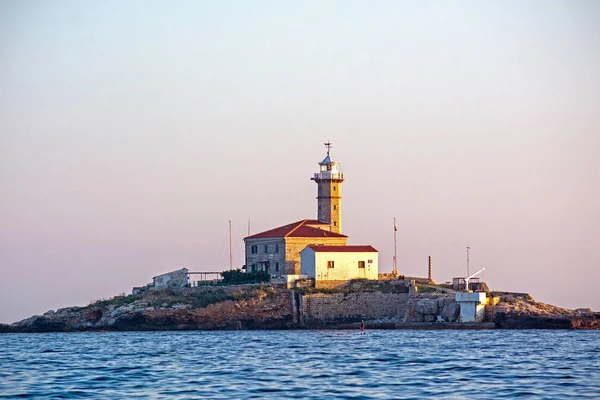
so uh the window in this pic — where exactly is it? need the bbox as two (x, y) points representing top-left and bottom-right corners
(251, 245), (258, 254)
(358, 261), (365, 269)
(264, 245), (268, 253)
(251, 264), (257, 272)
(333, 205), (337, 210)
(275, 244), (279, 253)
(275, 262), (279, 272)
(333, 186), (336, 191)
(333, 221), (337, 227)
(327, 261), (335, 268)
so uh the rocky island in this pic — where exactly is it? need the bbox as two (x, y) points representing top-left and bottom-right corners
(2, 280), (598, 333)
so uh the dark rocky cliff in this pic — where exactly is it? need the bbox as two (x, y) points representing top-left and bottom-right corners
(493, 293), (600, 330)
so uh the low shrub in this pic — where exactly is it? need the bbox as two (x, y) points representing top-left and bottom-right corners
(221, 269), (270, 285)
(90, 294), (142, 308)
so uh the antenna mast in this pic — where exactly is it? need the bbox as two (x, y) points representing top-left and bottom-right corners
(393, 217), (398, 275)
(466, 245), (470, 276)
(229, 220), (233, 270)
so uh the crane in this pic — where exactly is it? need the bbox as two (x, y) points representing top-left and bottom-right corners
(464, 267), (485, 292)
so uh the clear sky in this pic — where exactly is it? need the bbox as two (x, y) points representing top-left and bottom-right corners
(1, 1), (599, 323)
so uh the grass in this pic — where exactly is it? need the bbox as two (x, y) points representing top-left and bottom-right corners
(416, 284), (455, 294)
(89, 294), (142, 308)
(87, 284), (278, 312)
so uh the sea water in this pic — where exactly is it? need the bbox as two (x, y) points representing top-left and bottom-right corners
(0, 330), (599, 399)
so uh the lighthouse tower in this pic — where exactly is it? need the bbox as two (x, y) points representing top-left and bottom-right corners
(311, 142), (344, 234)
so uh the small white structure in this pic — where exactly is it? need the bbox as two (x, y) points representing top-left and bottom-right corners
(456, 292), (487, 322)
(455, 267), (487, 322)
(153, 268), (189, 290)
(300, 245), (378, 281)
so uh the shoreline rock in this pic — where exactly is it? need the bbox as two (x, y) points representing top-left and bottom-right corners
(1, 284), (598, 333)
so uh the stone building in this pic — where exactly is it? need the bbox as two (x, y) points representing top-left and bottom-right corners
(244, 143), (377, 280)
(153, 268), (189, 290)
(244, 219), (347, 276)
(300, 245), (379, 281)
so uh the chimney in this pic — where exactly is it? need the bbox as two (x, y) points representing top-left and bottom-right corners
(428, 256), (432, 283)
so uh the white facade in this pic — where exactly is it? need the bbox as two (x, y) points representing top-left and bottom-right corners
(300, 246), (378, 281)
(456, 291), (487, 322)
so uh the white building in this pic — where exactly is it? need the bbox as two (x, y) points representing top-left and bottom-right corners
(300, 245), (378, 281)
(456, 291), (487, 322)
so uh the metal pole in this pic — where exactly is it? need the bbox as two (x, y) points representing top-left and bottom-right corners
(466, 246), (470, 277)
(393, 217), (397, 275)
(229, 220), (233, 270)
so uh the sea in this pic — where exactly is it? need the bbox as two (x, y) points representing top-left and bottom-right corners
(0, 330), (599, 399)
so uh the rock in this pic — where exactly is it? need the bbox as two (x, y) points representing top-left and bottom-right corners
(56, 307), (80, 315)
(43, 310), (55, 316)
(424, 315), (435, 322)
(494, 296), (600, 329)
(437, 298), (445, 312)
(18, 315), (68, 332)
(449, 303), (460, 322)
(85, 308), (103, 323)
(416, 300), (438, 315)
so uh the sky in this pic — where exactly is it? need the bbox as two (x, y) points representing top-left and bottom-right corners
(1, 1), (599, 323)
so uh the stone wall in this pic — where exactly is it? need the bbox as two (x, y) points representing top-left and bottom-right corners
(153, 268), (189, 290)
(314, 280), (349, 289)
(299, 291), (409, 326)
(403, 294), (459, 323)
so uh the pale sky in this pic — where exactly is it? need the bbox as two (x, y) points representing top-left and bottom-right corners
(1, 1), (599, 323)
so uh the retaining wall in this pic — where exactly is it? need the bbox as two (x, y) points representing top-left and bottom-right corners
(299, 291), (409, 326)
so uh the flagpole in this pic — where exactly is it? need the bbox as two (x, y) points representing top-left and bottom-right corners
(393, 217), (398, 275)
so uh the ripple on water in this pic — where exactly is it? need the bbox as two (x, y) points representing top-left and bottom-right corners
(0, 330), (599, 399)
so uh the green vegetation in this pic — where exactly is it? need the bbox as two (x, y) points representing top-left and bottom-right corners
(159, 288), (237, 308)
(221, 269), (270, 285)
(416, 284), (454, 294)
(145, 285), (274, 309)
(89, 294), (142, 308)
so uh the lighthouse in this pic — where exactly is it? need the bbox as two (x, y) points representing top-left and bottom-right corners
(311, 142), (344, 234)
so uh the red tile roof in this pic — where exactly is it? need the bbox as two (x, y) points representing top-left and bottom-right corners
(244, 219), (347, 239)
(306, 245), (378, 252)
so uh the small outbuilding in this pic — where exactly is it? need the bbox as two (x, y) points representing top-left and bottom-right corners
(300, 245), (378, 281)
(153, 268), (189, 290)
